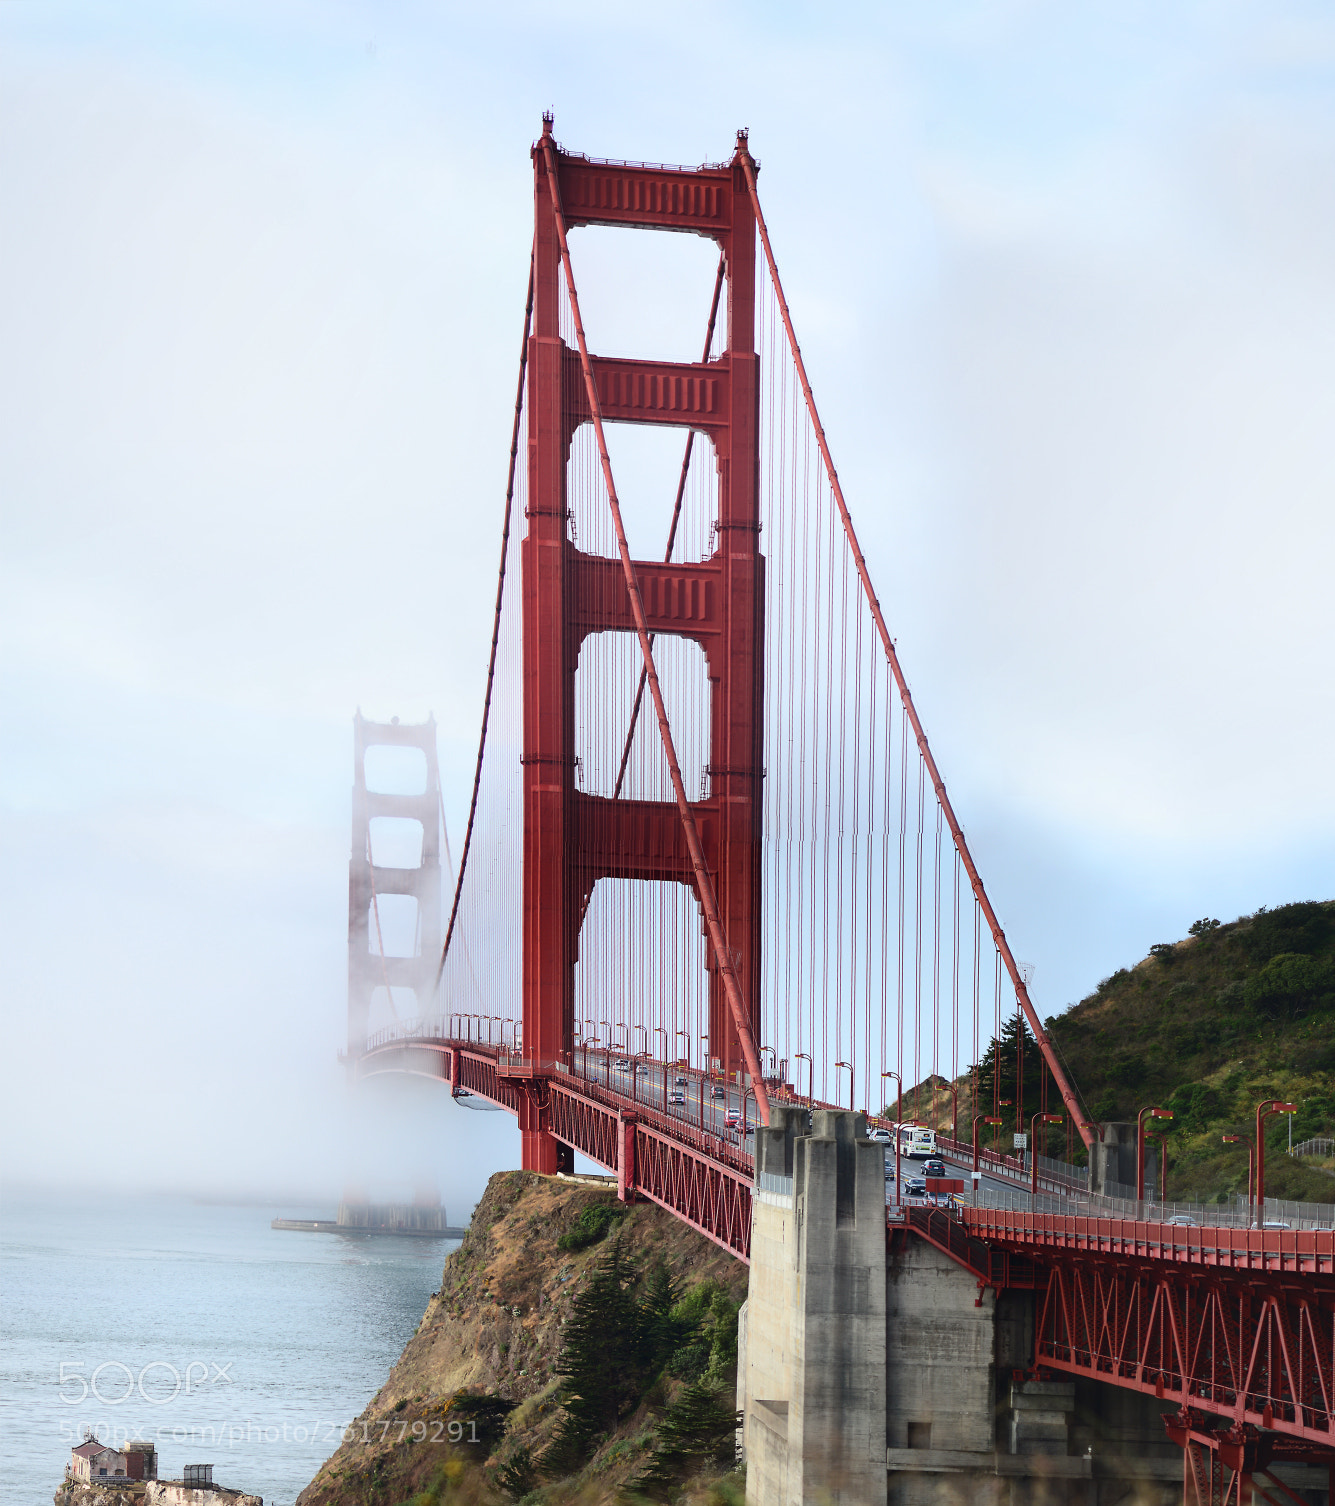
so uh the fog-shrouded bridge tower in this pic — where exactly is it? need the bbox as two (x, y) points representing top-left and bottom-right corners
(346, 711), (442, 1047)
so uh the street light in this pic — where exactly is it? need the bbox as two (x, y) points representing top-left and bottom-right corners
(1222, 1133), (1255, 1210)
(795, 1053), (814, 1111)
(973, 1115), (1003, 1174)
(760, 1045), (777, 1079)
(943, 1081), (959, 1146)
(1031, 1113), (1063, 1199)
(1144, 1133), (1170, 1206)
(654, 1026), (668, 1062)
(881, 1070), (903, 1123)
(836, 1061), (854, 1112)
(632, 1025), (647, 1056)
(676, 1030), (690, 1067)
(1255, 1099), (1298, 1224)
(1136, 1107), (1174, 1208)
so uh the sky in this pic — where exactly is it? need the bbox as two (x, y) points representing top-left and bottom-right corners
(2, 1), (1333, 1211)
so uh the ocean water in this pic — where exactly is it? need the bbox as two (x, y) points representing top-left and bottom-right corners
(1, 1193), (459, 1506)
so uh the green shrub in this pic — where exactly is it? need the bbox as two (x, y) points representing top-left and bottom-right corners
(1244, 953), (1335, 1022)
(557, 1199), (628, 1252)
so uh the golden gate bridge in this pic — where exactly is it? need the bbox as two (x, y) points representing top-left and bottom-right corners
(343, 118), (1335, 1506)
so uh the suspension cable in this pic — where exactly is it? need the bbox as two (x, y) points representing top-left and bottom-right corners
(435, 250), (535, 987)
(738, 152), (1094, 1150)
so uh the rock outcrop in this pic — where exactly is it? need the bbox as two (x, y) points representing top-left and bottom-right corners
(296, 1170), (746, 1505)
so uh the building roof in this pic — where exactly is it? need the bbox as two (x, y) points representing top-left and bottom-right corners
(72, 1442), (118, 1459)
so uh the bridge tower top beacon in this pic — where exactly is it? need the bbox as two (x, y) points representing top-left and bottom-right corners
(347, 712), (442, 1051)
(521, 119), (763, 1172)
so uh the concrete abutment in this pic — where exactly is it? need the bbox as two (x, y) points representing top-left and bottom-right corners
(736, 1109), (1198, 1506)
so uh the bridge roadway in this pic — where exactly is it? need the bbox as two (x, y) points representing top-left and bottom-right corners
(351, 1025), (1335, 1456)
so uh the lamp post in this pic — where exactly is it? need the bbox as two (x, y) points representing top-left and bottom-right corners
(654, 1027), (668, 1062)
(973, 1114), (1002, 1174)
(1031, 1113), (1063, 1201)
(741, 1083), (758, 1141)
(836, 1061), (854, 1112)
(630, 1051), (650, 1104)
(1222, 1133), (1255, 1212)
(881, 1070), (903, 1124)
(1136, 1107), (1174, 1209)
(1144, 1133), (1169, 1206)
(760, 1045), (777, 1080)
(676, 1030), (690, 1068)
(795, 1053), (813, 1111)
(581, 1037), (600, 1079)
(1255, 1099), (1298, 1225)
(943, 1082), (959, 1147)
(882, 1071), (904, 1209)
(632, 1024), (647, 1056)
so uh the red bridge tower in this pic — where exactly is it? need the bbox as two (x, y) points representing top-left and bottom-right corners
(520, 122), (763, 1172)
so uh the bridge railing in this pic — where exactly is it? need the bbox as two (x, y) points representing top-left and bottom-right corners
(973, 1182), (1335, 1231)
(934, 1134), (1088, 1195)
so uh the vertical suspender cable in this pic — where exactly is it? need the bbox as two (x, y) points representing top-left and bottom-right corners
(611, 257), (726, 801)
(738, 156), (1094, 1150)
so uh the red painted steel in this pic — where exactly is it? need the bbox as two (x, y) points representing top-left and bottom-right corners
(1166, 1413), (1335, 1506)
(354, 1033), (754, 1260)
(963, 1206), (1335, 1276)
(522, 120), (766, 1172)
(1030, 1256), (1335, 1449)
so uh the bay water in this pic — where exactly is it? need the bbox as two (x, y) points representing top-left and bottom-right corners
(1, 1192), (458, 1506)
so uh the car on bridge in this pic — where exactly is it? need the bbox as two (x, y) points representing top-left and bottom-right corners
(711, 1086), (727, 1099)
(674, 1076), (688, 1086)
(923, 1158), (947, 1179)
(668, 1091), (686, 1104)
(868, 1127), (892, 1143)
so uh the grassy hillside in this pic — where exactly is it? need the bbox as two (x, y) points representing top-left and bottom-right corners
(1043, 900), (1335, 1201)
(919, 901), (1335, 1203)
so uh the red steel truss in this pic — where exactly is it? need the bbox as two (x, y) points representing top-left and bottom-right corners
(1166, 1411), (1335, 1506)
(521, 126), (764, 1171)
(355, 1035), (753, 1260)
(1030, 1254), (1335, 1448)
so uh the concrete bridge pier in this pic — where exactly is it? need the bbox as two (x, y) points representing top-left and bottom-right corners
(739, 1104), (888, 1505)
(738, 1110), (1195, 1506)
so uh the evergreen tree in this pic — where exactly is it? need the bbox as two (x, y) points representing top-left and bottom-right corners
(637, 1258), (686, 1376)
(973, 1016), (1048, 1124)
(625, 1382), (739, 1501)
(495, 1445), (537, 1501)
(543, 1232), (645, 1474)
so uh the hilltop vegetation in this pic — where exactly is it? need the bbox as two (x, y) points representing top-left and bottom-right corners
(925, 901), (1335, 1203)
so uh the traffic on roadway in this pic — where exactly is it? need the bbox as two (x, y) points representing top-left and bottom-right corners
(563, 1046), (1034, 1211)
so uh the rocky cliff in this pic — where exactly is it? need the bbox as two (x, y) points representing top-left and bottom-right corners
(296, 1171), (747, 1505)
